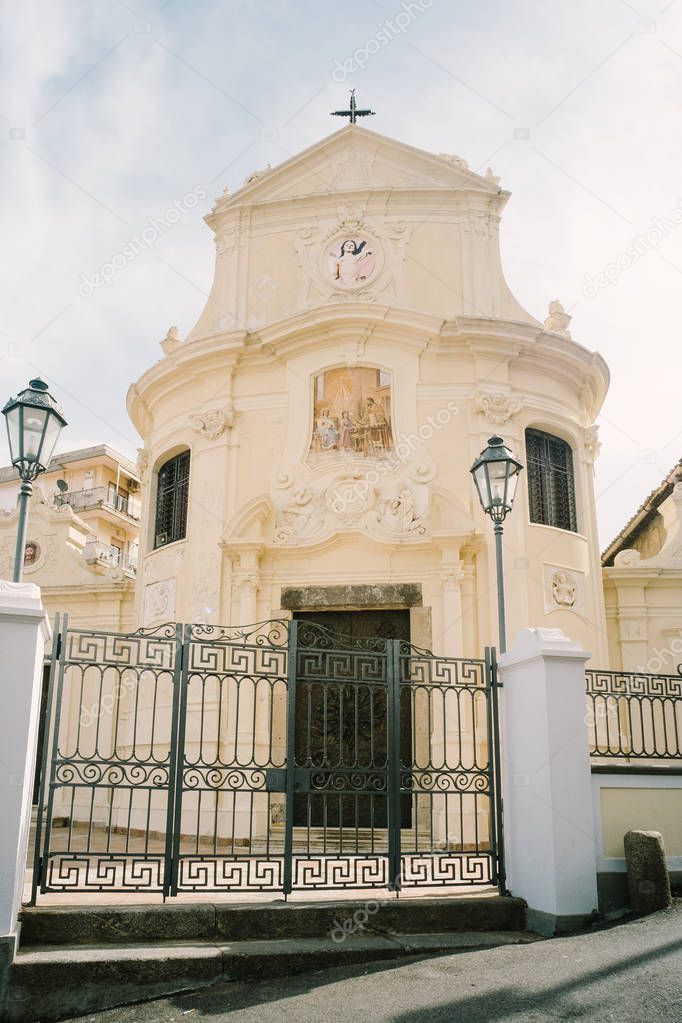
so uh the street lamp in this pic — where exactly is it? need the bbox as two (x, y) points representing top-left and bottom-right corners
(470, 435), (523, 653)
(2, 378), (67, 582)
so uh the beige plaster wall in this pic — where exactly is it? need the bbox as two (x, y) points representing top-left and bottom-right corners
(128, 126), (609, 662)
(600, 786), (682, 857)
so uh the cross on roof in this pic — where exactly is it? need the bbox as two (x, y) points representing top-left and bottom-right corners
(331, 90), (375, 124)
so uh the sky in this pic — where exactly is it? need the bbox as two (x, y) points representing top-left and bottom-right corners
(1, 0), (681, 550)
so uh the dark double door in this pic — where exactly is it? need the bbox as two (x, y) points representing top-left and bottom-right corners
(293, 610), (412, 829)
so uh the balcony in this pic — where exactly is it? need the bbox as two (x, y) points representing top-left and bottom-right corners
(84, 539), (138, 576)
(55, 486), (141, 522)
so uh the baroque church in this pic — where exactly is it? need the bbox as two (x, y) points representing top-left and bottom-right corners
(127, 123), (609, 662)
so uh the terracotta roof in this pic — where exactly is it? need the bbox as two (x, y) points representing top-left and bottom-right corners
(602, 458), (682, 566)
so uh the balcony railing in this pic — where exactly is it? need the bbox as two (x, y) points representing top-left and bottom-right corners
(586, 668), (682, 760)
(55, 486), (141, 521)
(84, 540), (138, 575)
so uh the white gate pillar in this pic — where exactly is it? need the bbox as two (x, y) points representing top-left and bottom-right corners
(0, 582), (51, 968)
(499, 627), (598, 935)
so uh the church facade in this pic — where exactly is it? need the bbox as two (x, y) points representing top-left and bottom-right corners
(128, 126), (609, 661)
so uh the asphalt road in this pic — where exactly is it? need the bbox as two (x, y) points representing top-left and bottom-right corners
(71, 901), (682, 1023)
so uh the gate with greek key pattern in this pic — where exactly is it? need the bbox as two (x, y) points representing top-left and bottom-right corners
(32, 616), (504, 899)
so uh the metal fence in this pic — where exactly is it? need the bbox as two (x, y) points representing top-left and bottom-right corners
(32, 616), (504, 899)
(586, 668), (682, 760)
(55, 486), (141, 520)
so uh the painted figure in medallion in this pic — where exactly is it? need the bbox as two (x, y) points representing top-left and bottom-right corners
(328, 238), (376, 287)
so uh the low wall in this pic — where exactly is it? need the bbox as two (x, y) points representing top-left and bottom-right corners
(591, 766), (682, 912)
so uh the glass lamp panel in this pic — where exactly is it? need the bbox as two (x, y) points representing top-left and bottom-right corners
(473, 462), (492, 511)
(506, 466), (521, 507)
(487, 458), (510, 507)
(22, 407), (49, 463)
(5, 405), (22, 463)
(40, 413), (63, 468)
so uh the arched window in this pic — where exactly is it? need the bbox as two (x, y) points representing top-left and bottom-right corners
(154, 451), (190, 548)
(525, 429), (577, 532)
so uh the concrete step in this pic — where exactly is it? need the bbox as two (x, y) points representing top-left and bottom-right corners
(5, 930), (539, 1022)
(19, 895), (526, 946)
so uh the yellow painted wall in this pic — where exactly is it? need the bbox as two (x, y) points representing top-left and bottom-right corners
(600, 786), (682, 857)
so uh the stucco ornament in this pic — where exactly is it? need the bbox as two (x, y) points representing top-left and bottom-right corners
(136, 448), (150, 479)
(474, 390), (523, 426)
(543, 564), (585, 614)
(613, 548), (642, 568)
(552, 572), (576, 607)
(583, 425), (601, 463)
(243, 164), (272, 186)
(189, 405), (235, 440)
(160, 325), (181, 355)
(143, 578), (176, 625)
(294, 203), (409, 308)
(376, 485), (426, 536)
(437, 153), (469, 169)
(275, 486), (326, 541)
(271, 461), (430, 545)
(543, 300), (572, 339)
(326, 472), (375, 525)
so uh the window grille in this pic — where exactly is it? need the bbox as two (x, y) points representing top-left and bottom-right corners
(154, 451), (190, 548)
(525, 429), (577, 532)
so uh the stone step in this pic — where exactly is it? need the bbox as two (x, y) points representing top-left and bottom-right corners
(20, 894), (526, 946)
(5, 930), (539, 1022)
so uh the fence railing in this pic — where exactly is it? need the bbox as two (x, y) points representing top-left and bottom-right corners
(83, 539), (138, 574)
(586, 668), (682, 760)
(55, 486), (141, 521)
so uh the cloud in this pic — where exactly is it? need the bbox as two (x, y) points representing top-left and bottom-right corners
(1, 0), (680, 549)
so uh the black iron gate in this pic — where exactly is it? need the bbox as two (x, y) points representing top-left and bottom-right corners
(32, 616), (504, 900)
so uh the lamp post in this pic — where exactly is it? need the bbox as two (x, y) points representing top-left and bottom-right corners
(470, 435), (523, 653)
(2, 378), (67, 582)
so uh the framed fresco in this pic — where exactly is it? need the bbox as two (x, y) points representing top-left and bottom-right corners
(326, 237), (378, 289)
(308, 366), (393, 463)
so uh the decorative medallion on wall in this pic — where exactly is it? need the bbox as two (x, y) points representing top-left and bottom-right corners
(325, 237), (379, 289)
(543, 564), (585, 615)
(23, 541), (41, 568)
(142, 578), (176, 626)
(294, 203), (409, 308)
(308, 366), (393, 464)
